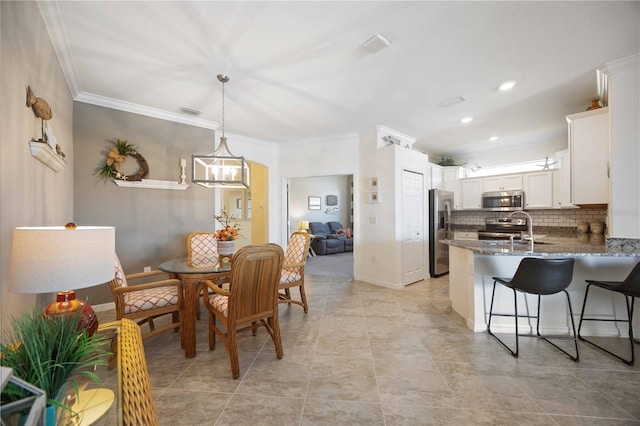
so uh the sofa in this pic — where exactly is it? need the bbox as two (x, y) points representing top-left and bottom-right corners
(308, 221), (353, 255)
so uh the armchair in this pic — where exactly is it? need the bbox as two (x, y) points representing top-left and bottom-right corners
(109, 255), (183, 341)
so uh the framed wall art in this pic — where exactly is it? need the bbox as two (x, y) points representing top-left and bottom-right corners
(369, 177), (379, 190)
(368, 191), (380, 204)
(308, 196), (321, 210)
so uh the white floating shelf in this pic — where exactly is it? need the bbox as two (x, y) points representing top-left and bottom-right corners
(112, 179), (188, 190)
(29, 140), (67, 172)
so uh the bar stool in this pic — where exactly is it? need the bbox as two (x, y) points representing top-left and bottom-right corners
(578, 262), (640, 365)
(487, 257), (579, 362)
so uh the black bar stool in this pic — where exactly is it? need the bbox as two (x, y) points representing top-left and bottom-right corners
(578, 262), (640, 365)
(488, 257), (579, 362)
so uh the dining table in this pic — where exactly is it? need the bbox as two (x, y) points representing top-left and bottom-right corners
(158, 257), (231, 358)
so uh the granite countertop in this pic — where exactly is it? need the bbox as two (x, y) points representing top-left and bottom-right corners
(444, 234), (640, 257)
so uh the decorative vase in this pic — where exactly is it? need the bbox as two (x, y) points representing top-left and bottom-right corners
(217, 240), (236, 265)
(44, 290), (98, 336)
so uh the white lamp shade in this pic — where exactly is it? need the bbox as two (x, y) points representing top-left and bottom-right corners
(9, 226), (115, 294)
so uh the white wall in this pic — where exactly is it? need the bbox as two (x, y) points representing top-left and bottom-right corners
(1, 1), (75, 325)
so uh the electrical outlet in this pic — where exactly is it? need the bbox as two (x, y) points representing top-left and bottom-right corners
(143, 266), (151, 272)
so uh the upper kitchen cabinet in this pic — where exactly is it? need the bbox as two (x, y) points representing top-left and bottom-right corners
(523, 171), (555, 209)
(482, 174), (523, 192)
(461, 178), (483, 209)
(554, 149), (576, 209)
(566, 107), (609, 206)
(429, 163), (443, 190)
(443, 166), (464, 209)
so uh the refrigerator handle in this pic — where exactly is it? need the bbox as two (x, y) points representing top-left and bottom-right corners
(444, 201), (452, 235)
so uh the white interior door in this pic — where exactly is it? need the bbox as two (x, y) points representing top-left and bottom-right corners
(402, 170), (425, 285)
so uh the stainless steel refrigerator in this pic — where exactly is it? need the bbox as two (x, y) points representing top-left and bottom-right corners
(429, 189), (453, 277)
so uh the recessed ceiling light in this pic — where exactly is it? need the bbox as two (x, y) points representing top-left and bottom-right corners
(460, 116), (473, 124)
(489, 136), (499, 141)
(499, 80), (516, 91)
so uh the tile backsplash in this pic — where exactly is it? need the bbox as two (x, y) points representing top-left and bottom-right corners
(452, 208), (607, 229)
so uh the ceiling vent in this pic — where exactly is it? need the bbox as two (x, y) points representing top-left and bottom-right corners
(363, 33), (390, 54)
(439, 96), (466, 108)
(179, 106), (201, 116)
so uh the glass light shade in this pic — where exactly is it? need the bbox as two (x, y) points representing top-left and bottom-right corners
(9, 226), (115, 294)
(299, 220), (310, 232)
(192, 137), (250, 189)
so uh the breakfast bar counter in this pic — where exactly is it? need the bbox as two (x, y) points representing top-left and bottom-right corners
(443, 236), (640, 336)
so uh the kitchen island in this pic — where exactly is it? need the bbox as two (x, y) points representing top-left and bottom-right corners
(444, 235), (640, 337)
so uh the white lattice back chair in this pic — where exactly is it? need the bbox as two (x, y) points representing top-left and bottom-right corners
(109, 255), (183, 341)
(278, 231), (311, 312)
(187, 232), (218, 268)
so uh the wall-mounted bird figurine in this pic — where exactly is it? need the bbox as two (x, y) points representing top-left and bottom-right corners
(26, 86), (52, 120)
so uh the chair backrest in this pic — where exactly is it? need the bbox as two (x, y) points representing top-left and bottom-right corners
(621, 262), (640, 296)
(111, 254), (128, 289)
(285, 232), (311, 266)
(510, 257), (575, 295)
(228, 244), (284, 324)
(187, 232), (218, 267)
(309, 222), (330, 237)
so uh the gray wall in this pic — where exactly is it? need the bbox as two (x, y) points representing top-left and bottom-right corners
(288, 175), (351, 234)
(73, 103), (219, 304)
(1, 1), (75, 325)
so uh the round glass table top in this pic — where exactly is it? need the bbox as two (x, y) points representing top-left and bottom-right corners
(158, 257), (231, 274)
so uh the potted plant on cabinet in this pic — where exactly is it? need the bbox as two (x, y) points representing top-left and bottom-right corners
(0, 307), (108, 425)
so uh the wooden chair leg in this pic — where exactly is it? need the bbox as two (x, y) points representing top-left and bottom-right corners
(270, 315), (283, 359)
(228, 327), (240, 379)
(299, 283), (308, 313)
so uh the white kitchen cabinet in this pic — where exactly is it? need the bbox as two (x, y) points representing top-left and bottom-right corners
(523, 171), (555, 209)
(429, 163), (443, 189)
(482, 174), (523, 192)
(567, 107), (609, 205)
(555, 149), (576, 208)
(461, 179), (483, 209)
(443, 167), (463, 209)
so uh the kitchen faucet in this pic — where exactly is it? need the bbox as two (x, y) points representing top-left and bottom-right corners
(509, 210), (534, 251)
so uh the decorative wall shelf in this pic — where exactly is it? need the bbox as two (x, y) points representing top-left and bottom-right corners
(112, 179), (188, 190)
(29, 140), (66, 172)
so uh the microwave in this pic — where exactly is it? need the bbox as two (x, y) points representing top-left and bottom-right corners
(481, 190), (524, 212)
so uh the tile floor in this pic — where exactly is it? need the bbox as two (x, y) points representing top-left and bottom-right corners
(94, 273), (640, 425)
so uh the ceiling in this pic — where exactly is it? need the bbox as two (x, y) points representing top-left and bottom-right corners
(40, 1), (639, 158)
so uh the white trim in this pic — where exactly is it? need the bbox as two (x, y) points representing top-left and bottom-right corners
(37, 1), (82, 97)
(75, 92), (219, 130)
(375, 125), (416, 144)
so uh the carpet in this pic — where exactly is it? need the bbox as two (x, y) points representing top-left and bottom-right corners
(304, 251), (353, 278)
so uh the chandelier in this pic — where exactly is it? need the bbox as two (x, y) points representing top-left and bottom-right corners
(192, 74), (250, 189)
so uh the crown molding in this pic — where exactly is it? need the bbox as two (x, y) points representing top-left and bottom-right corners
(37, 0), (81, 97)
(75, 92), (219, 130)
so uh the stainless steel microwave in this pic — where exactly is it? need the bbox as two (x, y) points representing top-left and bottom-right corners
(481, 190), (524, 211)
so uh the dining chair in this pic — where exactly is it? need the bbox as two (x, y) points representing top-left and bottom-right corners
(109, 254), (183, 341)
(578, 262), (640, 365)
(187, 232), (231, 319)
(202, 244), (285, 379)
(487, 257), (579, 362)
(278, 231), (311, 312)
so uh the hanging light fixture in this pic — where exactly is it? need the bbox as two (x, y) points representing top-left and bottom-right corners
(192, 74), (250, 189)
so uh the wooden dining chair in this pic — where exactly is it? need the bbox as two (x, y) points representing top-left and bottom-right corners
(109, 255), (183, 341)
(278, 231), (311, 312)
(202, 244), (285, 379)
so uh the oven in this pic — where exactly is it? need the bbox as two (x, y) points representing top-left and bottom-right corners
(478, 217), (528, 240)
(481, 190), (524, 212)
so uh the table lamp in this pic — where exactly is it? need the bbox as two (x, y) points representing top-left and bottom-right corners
(299, 220), (309, 233)
(9, 224), (115, 336)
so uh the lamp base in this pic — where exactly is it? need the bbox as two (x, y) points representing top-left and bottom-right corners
(44, 290), (99, 336)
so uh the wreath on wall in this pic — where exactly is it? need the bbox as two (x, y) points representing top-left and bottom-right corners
(98, 138), (149, 181)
